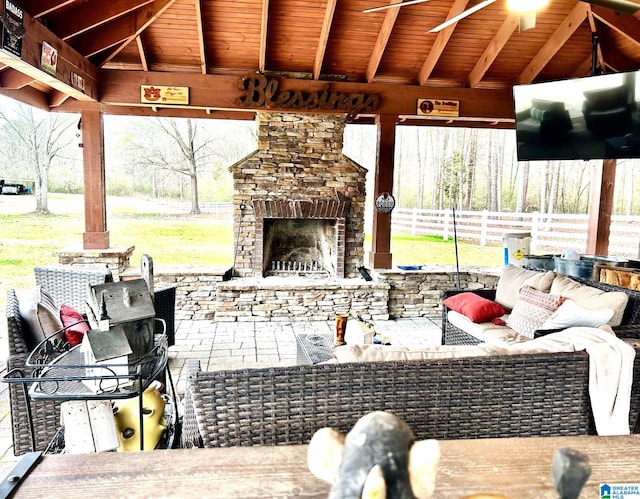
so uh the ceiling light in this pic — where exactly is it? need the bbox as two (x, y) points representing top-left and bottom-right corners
(506, 0), (548, 12)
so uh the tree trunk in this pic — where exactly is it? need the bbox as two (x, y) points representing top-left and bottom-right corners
(516, 161), (529, 213)
(190, 173), (201, 215)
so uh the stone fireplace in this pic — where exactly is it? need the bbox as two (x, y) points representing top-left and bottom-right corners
(231, 113), (366, 279)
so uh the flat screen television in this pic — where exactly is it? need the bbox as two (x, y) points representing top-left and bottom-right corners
(513, 70), (640, 161)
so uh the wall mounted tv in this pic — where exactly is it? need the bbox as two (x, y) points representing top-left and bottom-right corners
(513, 70), (640, 161)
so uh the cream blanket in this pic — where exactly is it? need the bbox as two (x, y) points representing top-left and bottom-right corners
(485, 326), (635, 436)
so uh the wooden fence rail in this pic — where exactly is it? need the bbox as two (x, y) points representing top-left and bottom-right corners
(392, 208), (640, 259)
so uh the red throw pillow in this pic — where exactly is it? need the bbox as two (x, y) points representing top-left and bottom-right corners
(442, 292), (506, 323)
(60, 305), (90, 347)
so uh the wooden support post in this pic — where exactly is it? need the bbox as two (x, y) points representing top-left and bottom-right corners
(586, 159), (616, 256)
(368, 114), (397, 269)
(81, 105), (109, 249)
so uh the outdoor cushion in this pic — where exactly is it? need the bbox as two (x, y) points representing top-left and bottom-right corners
(442, 292), (506, 323)
(494, 265), (555, 311)
(18, 285), (63, 348)
(507, 286), (565, 339)
(325, 343), (491, 363)
(550, 274), (629, 327)
(538, 299), (614, 332)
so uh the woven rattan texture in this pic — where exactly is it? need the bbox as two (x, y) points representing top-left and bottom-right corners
(34, 265), (112, 312)
(441, 288), (496, 345)
(187, 354), (605, 448)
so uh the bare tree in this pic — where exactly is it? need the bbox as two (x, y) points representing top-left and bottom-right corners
(0, 103), (76, 213)
(126, 117), (245, 214)
(515, 161), (529, 212)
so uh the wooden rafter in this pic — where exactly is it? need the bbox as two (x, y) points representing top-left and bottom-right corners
(466, 14), (518, 88)
(591, 5), (640, 47)
(28, 0), (75, 18)
(418, 0), (470, 85)
(313, 0), (338, 80)
(517, 2), (589, 84)
(49, 89), (71, 107)
(136, 35), (149, 71)
(47, 0), (154, 41)
(366, 0), (402, 83)
(77, 0), (177, 64)
(585, 7), (606, 75)
(194, 0), (207, 74)
(259, 0), (270, 72)
(0, 68), (34, 89)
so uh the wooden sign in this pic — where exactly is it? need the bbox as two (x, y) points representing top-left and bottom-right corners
(141, 85), (190, 105)
(417, 98), (459, 117)
(237, 73), (380, 114)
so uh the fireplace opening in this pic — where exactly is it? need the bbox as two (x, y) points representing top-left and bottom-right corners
(262, 218), (337, 277)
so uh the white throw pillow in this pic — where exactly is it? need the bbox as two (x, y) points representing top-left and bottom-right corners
(549, 274), (628, 326)
(539, 299), (614, 330)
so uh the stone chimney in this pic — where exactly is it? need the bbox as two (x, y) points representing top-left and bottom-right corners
(230, 113), (367, 278)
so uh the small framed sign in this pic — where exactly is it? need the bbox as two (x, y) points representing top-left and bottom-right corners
(41, 41), (58, 75)
(141, 85), (189, 105)
(417, 98), (459, 117)
(375, 192), (395, 214)
(1, 0), (24, 57)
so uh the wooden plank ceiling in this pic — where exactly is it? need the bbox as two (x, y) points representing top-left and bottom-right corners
(2, 0), (640, 125)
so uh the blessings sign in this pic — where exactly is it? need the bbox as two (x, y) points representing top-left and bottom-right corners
(236, 73), (379, 115)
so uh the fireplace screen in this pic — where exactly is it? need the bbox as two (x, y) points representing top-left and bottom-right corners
(262, 218), (337, 277)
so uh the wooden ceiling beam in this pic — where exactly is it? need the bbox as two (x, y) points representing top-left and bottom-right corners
(517, 2), (589, 84)
(0, 2), (98, 102)
(418, 0), (470, 85)
(591, 5), (640, 48)
(466, 14), (518, 88)
(26, 0), (75, 18)
(259, 0), (269, 72)
(313, 0), (338, 80)
(98, 69), (515, 120)
(0, 68), (35, 89)
(0, 87), (50, 111)
(366, 0), (402, 83)
(194, 0), (207, 74)
(48, 89), (71, 107)
(73, 0), (176, 62)
(136, 35), (149, 71)
(586, 8), (606, 75)
(47, 0), (154, 41)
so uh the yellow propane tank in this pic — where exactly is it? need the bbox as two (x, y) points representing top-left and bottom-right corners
(113, 380), (167, 451)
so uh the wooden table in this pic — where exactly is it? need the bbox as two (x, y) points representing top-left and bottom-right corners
(5, 435), (640, 498)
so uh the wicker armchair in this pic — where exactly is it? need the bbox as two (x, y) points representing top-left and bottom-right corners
(34, 264), (113, 313)
(4, 266), (113, 455)
(182, 350), (640, 449)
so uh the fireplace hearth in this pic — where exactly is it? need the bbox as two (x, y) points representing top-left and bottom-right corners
(231, 113), (366, 279)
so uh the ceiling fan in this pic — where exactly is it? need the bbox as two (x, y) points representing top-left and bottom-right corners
(363, 0), (640, 33)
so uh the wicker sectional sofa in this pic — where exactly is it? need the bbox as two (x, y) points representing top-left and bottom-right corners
(441, 270), (640, 347)
(182, 340), (640, 448)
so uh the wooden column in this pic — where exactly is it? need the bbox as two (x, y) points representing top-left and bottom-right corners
(81, 105), (109, 249)
(586, 159), (616, 256)
(368, 114), (397, 269)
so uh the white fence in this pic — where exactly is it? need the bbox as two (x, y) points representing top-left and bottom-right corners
(392, 208), (640, 259)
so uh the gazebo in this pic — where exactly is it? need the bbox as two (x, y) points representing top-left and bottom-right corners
(2, 0), (640, 268)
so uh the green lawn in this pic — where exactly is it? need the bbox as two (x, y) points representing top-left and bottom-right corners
(0, 194), (503, 311)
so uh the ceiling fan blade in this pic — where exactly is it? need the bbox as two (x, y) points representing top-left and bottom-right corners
(430, 0), (497, 32)
(581, 0), (640, 14)
(362, 0), (433, 14)
(519, 11), (536, 31)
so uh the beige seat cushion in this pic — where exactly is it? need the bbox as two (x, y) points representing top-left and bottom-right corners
(326, 343), (491, 363)
(494, 265), (555, 311)
(550, 274), (629, 327)
(447, 310), (530, 347)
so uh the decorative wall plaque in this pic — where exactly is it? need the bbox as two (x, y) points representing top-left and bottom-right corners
(140, 85), (190, 105)
(417, 98), (459, 117)
(375, 192), (395, 214)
